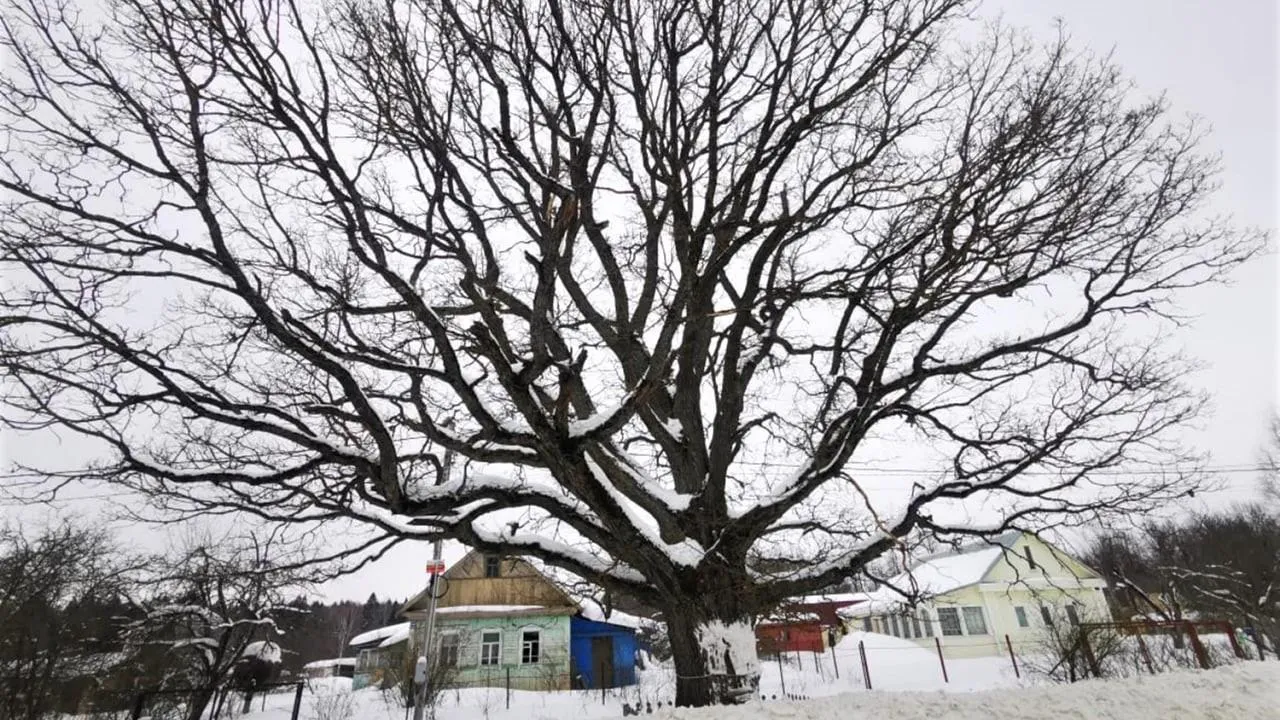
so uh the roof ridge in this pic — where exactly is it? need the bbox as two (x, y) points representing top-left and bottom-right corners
(910, 530), (1022, 568)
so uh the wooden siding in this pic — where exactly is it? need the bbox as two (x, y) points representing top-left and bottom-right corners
(403, 551), (578, 614)
(416, 614), (573, 691)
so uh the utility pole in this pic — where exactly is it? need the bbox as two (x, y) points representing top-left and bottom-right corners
(412, 444), (455, 720)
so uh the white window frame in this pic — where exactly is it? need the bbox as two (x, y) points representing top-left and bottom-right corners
(1015, 606), (1029, 628)
(1066, 604), (1081, 626)
(438, 631), (460, 668)
(479, 629), (502, 666)
(937, 608), (963, 636)
(962, 606), (988, 635)
(520, 628), (541, 664)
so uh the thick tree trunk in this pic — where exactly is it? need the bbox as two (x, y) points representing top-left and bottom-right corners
(665, 605), (761, 707)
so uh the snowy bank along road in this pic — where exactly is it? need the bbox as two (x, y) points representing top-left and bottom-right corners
(649, 662), (1279, 720)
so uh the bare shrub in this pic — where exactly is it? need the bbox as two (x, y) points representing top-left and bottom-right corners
(307, 684), (357, 720)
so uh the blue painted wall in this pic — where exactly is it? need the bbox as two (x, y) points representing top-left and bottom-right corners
(569, 617), (638, 688)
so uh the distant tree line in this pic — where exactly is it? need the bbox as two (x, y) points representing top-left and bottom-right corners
(1085, 502), (1280, 659)
(0, 522), (403, 719)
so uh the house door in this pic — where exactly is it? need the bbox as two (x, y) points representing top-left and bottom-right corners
(591, 636), (615, 689)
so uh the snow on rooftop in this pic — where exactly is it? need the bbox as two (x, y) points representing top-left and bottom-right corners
(795, 592), (867, 605)
(898, 545), (1005, 595)
(435, 604), (548, 615)
(349, 622), (412, 648)
(840, 543), (1007, 616)
(303, 658), (357, 669)
(577, 603), (646, 629)
(378, 624), (411, 648)
(760, 610), (822, 624)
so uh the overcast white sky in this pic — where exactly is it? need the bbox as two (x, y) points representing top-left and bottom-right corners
(1, 0), (1276, 603)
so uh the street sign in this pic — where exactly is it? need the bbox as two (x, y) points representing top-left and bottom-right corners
(425, 559), (446, 575)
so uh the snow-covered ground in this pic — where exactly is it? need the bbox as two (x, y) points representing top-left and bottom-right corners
(221, 647), (1272, 720)
(226, 659), (1278, 720)
(651, 661), (1280, 720)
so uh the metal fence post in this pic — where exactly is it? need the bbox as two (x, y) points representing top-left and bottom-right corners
(1136, 633), (1155, 674)
(1185, 623), (1210, 670)
(1222, 622), (1246, 660)
(1079, 630), (1102, 678)
(830, 645), (840, 679)
(777, 656), (787, 697)
(858, 641), (870, 690)
(934, 637), (949, 683)
(506, 668), (511, 710)
(1005, 635), (1020, 679)
(290, 682), (304, 720)
(130, 691), (147, 720)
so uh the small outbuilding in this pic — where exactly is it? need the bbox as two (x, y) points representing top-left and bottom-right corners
(303, 658), (357, 679)
(349, 622), (411, 690)
(569, 616), (639, 689)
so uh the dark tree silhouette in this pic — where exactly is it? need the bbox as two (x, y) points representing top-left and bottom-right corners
(0, 0), (1264, 704)
(124, 532), (303, 720)
(0, 524), (142, 720)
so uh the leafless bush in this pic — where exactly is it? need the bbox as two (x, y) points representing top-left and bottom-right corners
(307, 684), (357, 720)
(1023, 608), (1127, 683)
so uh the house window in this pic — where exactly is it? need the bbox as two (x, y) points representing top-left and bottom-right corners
(1066, 604), (1080, 626)
(921, 614), (934, 638)
(1015, 606), (1029, 628)
(484, 555), (501, 578)
(888, 615), (900, 637)
(862, 618), (872, 633)
(438, 633), (459, 668)
(911, 616), (923, 638)
(937, 608), (963, 636)
(1040, 606), (1054, 627)
(962, 607), (988, 635)
(480, 630), (501, 666)
(521, 630), (540, 664)
(1024, 547), (1037, 570)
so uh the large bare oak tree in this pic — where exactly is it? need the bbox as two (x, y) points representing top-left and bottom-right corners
(0, 0), (1263, 704)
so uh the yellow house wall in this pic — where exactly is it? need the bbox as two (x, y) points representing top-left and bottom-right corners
(983, 534), (1100, 584)
(853, 535), (1113, 659)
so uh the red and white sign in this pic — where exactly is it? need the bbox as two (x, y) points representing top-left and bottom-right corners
(424, 559), (447, 575)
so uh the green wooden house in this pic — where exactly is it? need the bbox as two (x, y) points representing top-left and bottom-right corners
(400, 551), (579, 691)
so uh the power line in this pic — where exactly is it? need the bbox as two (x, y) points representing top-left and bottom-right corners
(724, 460), (1273, 477)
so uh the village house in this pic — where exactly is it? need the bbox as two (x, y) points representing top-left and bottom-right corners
(755, 593), (863, 655)
(840, 531), (1111, 658)
(400, 551), (640, 691)
(302, 657), (356, 680)
(349, 622), (410, 690)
